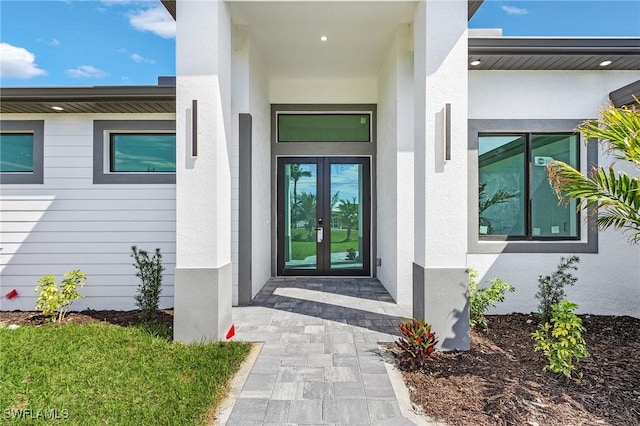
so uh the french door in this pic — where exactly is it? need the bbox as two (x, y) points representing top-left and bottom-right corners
(277, 157), (371, 276)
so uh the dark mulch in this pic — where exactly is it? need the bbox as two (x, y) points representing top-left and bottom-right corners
(399, 314), (640, 426)
(0, 309), (174, 328)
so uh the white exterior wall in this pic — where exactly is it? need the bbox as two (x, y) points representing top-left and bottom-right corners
(270, 79), (377, 104)
(376, 25), (414, 304)
(231, 26), (271, 305)
(469, 70), (640, 317)
(0, 113), (176, 311)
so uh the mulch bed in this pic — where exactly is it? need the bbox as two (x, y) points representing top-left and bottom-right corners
(0, 309), (174, 328)
(400, 314), (640, 426)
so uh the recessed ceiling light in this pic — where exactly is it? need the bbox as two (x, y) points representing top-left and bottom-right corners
(320, 36), (328, 42)
(51, 106), (64, 111)
(470, 60), (482, 66)
(599, 60), (612, 67)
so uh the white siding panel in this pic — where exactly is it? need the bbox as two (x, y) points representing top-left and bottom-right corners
(1, 113), (177, 311)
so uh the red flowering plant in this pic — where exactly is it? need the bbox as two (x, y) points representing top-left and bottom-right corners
(395, 318), (438, 369)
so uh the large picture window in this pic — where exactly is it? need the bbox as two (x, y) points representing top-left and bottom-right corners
(93, 120), (175, 184)
(0, 120), (44, 184)
(478, 132), (579, 240)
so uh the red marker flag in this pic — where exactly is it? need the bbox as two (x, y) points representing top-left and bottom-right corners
(225, 324), (235, 340)
(6, 289), (18, 300)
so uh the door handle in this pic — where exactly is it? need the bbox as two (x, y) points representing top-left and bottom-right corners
(316, 227), (324, 243)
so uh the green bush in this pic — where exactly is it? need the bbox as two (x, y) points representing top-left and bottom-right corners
(469, 269), (515, 332)
(396, 318), (438, 369)
(531, 300), (589, 380)
(34, 270), (86, 322)
(131, 246), (164, 323)
(536, 256), (579, 323)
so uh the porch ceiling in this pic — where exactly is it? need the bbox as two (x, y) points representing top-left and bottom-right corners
(227, 1), (418, 79)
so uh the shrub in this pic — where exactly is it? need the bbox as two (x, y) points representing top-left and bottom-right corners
(536, 256), (579, 323)
(469, 269), (515, 332)
(396, 318), (438, 369)
(531, 300), (589, 380)
(131, 246), (164, 323)
(35, 270), (86, 322)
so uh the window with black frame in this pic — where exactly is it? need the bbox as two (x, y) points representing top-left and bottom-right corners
(478, 133), (580, 239)
(109, 133), (176, 173)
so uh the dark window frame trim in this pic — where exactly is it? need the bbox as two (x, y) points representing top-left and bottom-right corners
(469, 119), (598, 254)
(93, 120), (176, 184)
(478, 131), (581, 241)
(0, 120), (44, 184)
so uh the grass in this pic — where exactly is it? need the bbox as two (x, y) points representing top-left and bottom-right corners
(0, 323), (251, 425)
(290, 228), (360, 260)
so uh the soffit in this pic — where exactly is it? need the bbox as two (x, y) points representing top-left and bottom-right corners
(0, 86), (176, 114)
(468, 38), (640, 70)
(227, 1), (418, 79)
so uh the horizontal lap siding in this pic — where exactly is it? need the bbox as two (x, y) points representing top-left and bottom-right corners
(0, 114), (176, 311)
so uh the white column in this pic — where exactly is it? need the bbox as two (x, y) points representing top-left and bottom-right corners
(174, 0), (233, 343)
(413, 0), (470, 350)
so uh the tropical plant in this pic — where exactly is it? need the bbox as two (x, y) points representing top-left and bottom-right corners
(396, 318), (438, 369)
(131, 246), (164, 322)
(478, 183), (519, 234)
(468, 269), (515, 332)
(547, 101), (640, 243)
(337, 197), (359, 242)
(536, 256), (579, 324)
(35, 270), (86, 322)
(531, 300), (589, 380)
(297, 192), (317, 241)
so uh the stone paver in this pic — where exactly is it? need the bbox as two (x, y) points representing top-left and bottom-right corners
(228, 277), (414, 425)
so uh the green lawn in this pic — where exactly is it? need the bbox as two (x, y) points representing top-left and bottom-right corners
(0, 323), (250, 425)
(290, 227), (359, 260)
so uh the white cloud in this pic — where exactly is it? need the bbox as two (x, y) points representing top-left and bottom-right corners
(130, 53), (155, 64)
(48, 38), (60, 46)
(501, 5), (529, 16)
(128, 6), (175, 39)
(66, 65), (108, 79)
(0, 43), (47, 79)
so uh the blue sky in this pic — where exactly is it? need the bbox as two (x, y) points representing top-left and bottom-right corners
(1, 0), (638, 87)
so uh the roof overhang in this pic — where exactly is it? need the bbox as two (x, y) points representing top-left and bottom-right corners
(0, 85), (176, 114)
(468, 38), (640, 70)
(610, 80), (640, 108)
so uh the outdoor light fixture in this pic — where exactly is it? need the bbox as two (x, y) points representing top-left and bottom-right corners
(599, 60), (612, 67)
(320, 36), (327, 41)
(443, 103), (451, 161)
(470, 60), (481, 66)
(51, 106), (64, 111)
(191, 99), (198, 158)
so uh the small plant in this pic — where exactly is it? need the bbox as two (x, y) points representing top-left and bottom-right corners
(536, 256), (580, 323)
(35, 270), (86, 322)
(131, 246), (164, 323)
(345, 248), (357, 261)
(396, 318), (438, 369)
(469, 269), (515, 332)
(531, 300), (589, 380)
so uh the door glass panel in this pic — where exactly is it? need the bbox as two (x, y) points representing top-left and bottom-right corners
(284, 163), (317, 270)
(330, 163), (364, 270)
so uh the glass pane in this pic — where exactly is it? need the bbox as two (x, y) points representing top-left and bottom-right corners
(284, 163), (317, 270)
(111, 134), (176, 172)
(330, 163), (364, 270)
(478, 135), (526, 236)
(278, 114), (370, 142)
(0, 133), (33, 172)
(531, 134), (579, 237)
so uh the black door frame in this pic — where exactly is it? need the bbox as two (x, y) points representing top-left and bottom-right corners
(276, 156), (371, 276)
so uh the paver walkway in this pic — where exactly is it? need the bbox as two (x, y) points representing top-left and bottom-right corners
(226, 277), (415, 425)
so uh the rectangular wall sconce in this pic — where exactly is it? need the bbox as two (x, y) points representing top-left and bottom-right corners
(191, 99), (198, 157)
(443, 103), (451, 161)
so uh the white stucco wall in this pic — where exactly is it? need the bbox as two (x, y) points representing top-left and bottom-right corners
(270, 79), (377, 104)
(376, 25), (414, 305)
(469, 70), (640, 317)
(0, 113), (176, 311)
